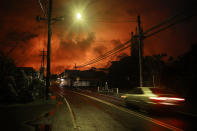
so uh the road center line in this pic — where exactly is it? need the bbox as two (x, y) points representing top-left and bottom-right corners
(73, 91), (183, 131)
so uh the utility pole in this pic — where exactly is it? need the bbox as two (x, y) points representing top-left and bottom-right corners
(40, 48), (47, 67)
(37, 0), (63, 100)
(137, 16), (143, 87)
(46, 0), (53, 100)
(39, 48), (47, 80)
(130, 32), (134, 57)
(39, 48), (47, 101)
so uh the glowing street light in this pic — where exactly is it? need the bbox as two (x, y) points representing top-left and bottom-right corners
(76, 13), (82, 20)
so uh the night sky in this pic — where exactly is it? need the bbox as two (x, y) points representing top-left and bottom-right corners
(0, 0), (196, 73)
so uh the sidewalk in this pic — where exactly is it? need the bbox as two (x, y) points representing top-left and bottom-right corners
(0, 96), (75, 131)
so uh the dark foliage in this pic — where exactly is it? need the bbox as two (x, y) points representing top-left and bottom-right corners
(0, 53), (17, 103)
(0, 52), (44, 104)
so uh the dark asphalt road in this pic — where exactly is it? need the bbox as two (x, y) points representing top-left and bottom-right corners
(72, 88), (197, 131)
(52, 86), (197, 131)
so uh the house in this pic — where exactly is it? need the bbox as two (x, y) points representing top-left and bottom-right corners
(59, 69), (106, 87)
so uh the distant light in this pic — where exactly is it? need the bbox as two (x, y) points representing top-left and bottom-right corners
(76, 13), (82, 20)
(121, 95), (127, 99)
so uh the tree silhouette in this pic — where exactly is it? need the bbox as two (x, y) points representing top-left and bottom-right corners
(0, 52), (17, 103)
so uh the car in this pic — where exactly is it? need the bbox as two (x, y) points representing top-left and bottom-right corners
(121, 87), (185, 112)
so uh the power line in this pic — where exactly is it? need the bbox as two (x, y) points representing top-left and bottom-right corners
(145, 12), (196, 38)
(76, 40), (130, 68)
(143, 12), (183, 35)
(91, 44), (131, 65)
(76, 40), (131, 68)
(92, 20), (137, 23)
(38, 0), (47, 17)
(77, 44), (131, 68)
(143, 8), (196, 36)
(81, 41), (129, 65)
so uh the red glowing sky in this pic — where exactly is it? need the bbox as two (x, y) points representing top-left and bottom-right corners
(0, 0), (196, 74)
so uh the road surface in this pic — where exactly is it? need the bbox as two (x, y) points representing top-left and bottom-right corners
(52, 86), (196, 131)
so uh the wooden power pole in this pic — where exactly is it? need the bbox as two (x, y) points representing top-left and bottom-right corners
(40, 48), (47, 67)
(46, 0), (53, 100)
(137, 16), (144, 87)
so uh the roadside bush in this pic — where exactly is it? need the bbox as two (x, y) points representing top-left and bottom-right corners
(29, 78), (45, 100)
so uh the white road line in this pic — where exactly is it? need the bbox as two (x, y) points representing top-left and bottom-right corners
(57, 92), (77, 129)
(64, 97), (77, 129)
(73, 91), (183, 131)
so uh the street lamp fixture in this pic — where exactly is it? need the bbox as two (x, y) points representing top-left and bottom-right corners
(76, 13), (82, 20)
